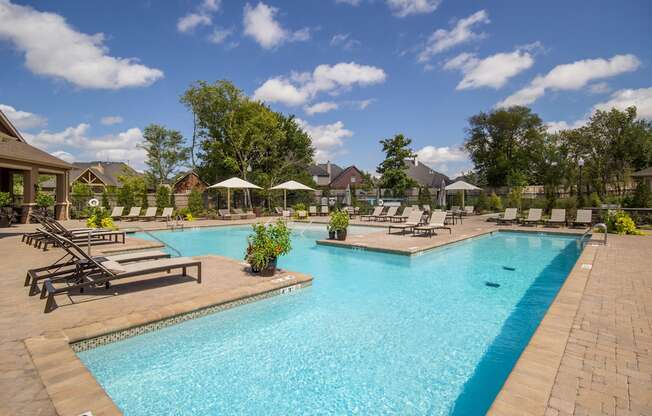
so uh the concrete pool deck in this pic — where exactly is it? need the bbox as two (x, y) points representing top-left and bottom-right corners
(0, 216), (650, 415)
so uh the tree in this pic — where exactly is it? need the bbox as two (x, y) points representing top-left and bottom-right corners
(376, 134), (416, 196)
(188, 188), (204, 215)
(155, 185), (171, 208)
(181, 80), (314, 208)
(117, 170), (147, 210)
(464, 106), (546, 187)
(140, 124), (189, 186)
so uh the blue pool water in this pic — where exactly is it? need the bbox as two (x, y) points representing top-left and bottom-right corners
(79, 225), (581, 415)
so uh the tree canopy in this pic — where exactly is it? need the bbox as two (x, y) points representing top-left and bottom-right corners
(140, 124), (189, 186)
(376, 134), (416, 196)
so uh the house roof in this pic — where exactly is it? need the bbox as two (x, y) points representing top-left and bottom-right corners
(405, 159), (450, 188)
(308, 164), (329, 177)
(329, 165), (364, 189)
(173, 170), (208, 187)
(0, 109), (72, 170)
(632, 167), (652, 177)
(70, 162), (140, 186)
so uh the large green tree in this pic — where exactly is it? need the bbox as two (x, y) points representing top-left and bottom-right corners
(464, 106), (546, 187)
(376, 134), (416, 196)
(140, 124), (189, 186)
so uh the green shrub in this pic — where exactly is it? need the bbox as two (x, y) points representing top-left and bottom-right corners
(36, 192), (55, 208)
(155, 185), (171, 208)
(245, 220), (292, 270)
(589, 192), (602, 207)
(293, 203), (306, 211)
(488, 192), (502, 212)
(101, 190), (111, 210)
(0, 191), (11, 207)
(328, 209), (349, 232)
(475, 192), (488, 212)
(188, 188), (204, 215)
(85, 207), (117, 229)
(507, 187), (523, 209)
(629, 180), (652, 208)
(606, 210), (642, 235)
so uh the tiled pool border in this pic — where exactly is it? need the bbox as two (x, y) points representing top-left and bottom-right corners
(71, 280), (312, 352)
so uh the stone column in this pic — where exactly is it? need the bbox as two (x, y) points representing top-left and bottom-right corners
(54, 172), (70, 220)
(20, 167), (39, 223)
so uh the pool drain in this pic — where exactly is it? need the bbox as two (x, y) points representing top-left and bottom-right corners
(485, 281), (500, 288)
(502, 266), (516, 271)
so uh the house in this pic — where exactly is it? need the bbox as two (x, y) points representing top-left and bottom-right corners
(0, 109), (72, 222)
(632, 167), (652, 189)
(68, 161), (141, 192)
(309, 162), (344, 186)
(404, 158), (450, 189)
(172, 170), (208, 194)
(329, 166), (365, 190)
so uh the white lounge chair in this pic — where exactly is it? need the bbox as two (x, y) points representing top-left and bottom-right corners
(572, 209), (593, 227)
(497, 208), (518, 225)
(139, 207), (157, 221)
(375, 206), (397, 222)
(361, 206), (383, 221)
(389, 206), (412, 222)
(309, 206), (317, 216)
(156, 207), (174, 221)
(124, 206), (141, 221)
(388, 210), (424, 234)
(522, 208), (542, 226)
(110, 206), (124, 220)
(463, 206), (474, 216)
(545, 209), (566, 227)
(320, 206), (329, 216)
(413, 211), (451, 237)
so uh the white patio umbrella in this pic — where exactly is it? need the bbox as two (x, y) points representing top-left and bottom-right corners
(445, 180), (481, 208)
(438, 179), (447, 207)
(208, 177), (262, 210)
(270, 180), (315, 209)
(344, 184), (352, 206)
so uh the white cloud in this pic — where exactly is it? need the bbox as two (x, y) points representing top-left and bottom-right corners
(177, 0), (221, 33)
(100, 115), (123, 126)
(387, 0), (441, 17)
(335, 0), (362, 5)
(0, 103), (47, 130)
(297, 119), (352, 162)
(354, 99), (374, 109)
(304, 102), (339, 115)
(0, 0), (163, 89)
(208, 27), (233, 44)
(418, 10), (489, 62)
(497, 54), (640, 107)
(545, 119), (587, 134)
(254, 62), (386, 106)
(593, 87), (652, 119)
(588, 82), (610, 94)
(50, 150), (75, 163)
(23, 123), (148, 169)
(415, 145), (471, 175)
(243, 2), (310, 49)
(330, 33), (360, 51)
(444, 48), (534, 90)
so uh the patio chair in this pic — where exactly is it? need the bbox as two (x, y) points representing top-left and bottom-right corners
(123, 206), (141, 221)
(233, 208), (255, 219)
(375, 206), (397, 222)
(572, 209), (593, 228)
(463, 206), (474, 216)
(31, 215), (126, 250)
(361, 206), (383, 221)
(421, 205), (431, 212)
(545, 209), (566, 227)
(389, 206), (412, 222)
(274, 207), (283, 216)
(156, 207), (174, 221)
(25, 231), (170, 296)
(388, 210), (424, 235)
(522, 208), (542, 227)
(497, 208), (518, 225)
(413, 212), (451, 237)
(309, 206), (317, 216)
(451, 206), (460, 212)
(40, 252), (202, 313)
(320, 205), (329, 216)
(110, 206), (124, 220)
(139, 207), (157, 221)
(218, 209), (234, 220)
(296, 210), (308, 220)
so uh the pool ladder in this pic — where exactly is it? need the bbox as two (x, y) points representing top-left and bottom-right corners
(581, 223), (607, 247)
(131, 226), (183, 257)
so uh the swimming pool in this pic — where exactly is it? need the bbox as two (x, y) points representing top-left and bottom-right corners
(79, 225), (581, 415)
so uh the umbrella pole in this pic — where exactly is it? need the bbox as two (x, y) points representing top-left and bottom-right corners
(227, 188), (231, 211)
(284, 189), (287, 210)
(462, 190), (465, 208)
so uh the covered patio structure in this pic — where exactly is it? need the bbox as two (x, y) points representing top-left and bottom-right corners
(0, 110), (72, 223)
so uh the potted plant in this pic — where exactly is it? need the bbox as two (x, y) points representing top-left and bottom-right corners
(245, 220), (292, 276)
(329, 209), (350, 241)
(0, 192), (11, 228)
(36, 192), (55, 216)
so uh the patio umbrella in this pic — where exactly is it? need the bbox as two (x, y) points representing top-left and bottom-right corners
(344, 184), (352, 206)
(270, 180), (315, 209)
(438, 179), (447, 207)
(445, 180), (481, 208)
(208, 177), (262, 210)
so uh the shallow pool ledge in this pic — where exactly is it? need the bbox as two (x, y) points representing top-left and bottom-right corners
(24, 257), (312, 416)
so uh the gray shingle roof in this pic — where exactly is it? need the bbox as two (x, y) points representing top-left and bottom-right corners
(404, 159), (450, 188)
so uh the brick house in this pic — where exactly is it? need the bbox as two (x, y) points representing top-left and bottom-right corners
(172, 171), (208, 194)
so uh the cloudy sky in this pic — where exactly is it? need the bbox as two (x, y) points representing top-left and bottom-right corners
(1, 0), (650, 176)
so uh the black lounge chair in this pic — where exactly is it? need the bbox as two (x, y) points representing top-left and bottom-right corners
(25, 231), (170, 296)
(31, 215), (126, 250)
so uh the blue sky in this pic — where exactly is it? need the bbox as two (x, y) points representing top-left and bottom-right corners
(1, 0), (651, 176)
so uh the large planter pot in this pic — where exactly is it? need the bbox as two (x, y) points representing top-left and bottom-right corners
(328, 230), (336, 240)
(252, 257), (278, 276)
(336, 229), (347, 241)
(0, 215), (9, 228)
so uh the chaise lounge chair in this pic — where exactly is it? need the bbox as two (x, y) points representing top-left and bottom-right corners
(156, 207), (174, 221)
(522, 208), (542, 227)
(361, 207), (383, 221)
(25, 231), (170, 295)
(463, 206), (474, 216)
(139, 207), (157, 221)
(320, 205), (329, 216)
(123, 206), (141, 221)
(40, 248), (202, 313)
(309, 206), (317, 216)
(388, 210), (424, 234)
(375, 206), (397, 222)
(572, 209), (593, 228)
(413, 211), (451, 237)
(110, 206), (124, 220)
(219, 209), (235, 220)
(389, 206), (412, 223)
(29, 215), (126, 250)
(233, 208), (255, 219)
(497, 208), (518, 225)
(545, 209), (566, 227)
